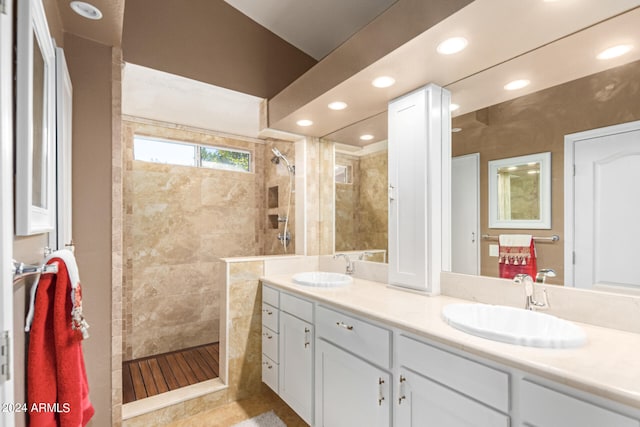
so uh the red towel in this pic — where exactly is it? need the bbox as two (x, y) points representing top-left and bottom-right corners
(27, 258), (94, 427)
(498, 236), (537, 279)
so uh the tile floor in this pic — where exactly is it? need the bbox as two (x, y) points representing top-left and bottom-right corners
(165, 389), (308, 427)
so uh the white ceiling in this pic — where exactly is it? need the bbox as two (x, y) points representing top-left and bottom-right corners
(223, 0), (397, 60)
(122, 64), (263, 139)
(276, 0), (640, 145)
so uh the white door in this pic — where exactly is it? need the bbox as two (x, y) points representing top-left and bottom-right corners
(315, 340), (391, 427)
(0, 0), (15, 423)
(452, 154), (480, 275)
(566, 121), (640, 290)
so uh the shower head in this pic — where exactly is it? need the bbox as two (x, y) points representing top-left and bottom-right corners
(270, 147), (294, 174)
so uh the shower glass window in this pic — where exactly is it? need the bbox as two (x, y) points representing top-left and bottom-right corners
(133, 135), (252, 173)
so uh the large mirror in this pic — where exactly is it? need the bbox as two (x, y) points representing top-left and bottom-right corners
(16, 0), (56, 235)
(321, 56), (640, 290)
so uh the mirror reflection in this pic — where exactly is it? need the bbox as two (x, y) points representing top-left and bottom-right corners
(32, 32), (47, 209)
(323, 58), (640, 290)
(334, 144), (388, 263)
(488, 152), (551, 229)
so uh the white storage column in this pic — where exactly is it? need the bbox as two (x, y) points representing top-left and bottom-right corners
(388, 83), (451, 293)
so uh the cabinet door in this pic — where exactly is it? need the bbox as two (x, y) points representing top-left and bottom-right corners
(388, 89), (428, 290)
(387, 84), (451, 293)
(316, 340), (391, 427)
(279, 312), (314, 424)
(396, 369), (509, 427)
(520, 379), (639, 427)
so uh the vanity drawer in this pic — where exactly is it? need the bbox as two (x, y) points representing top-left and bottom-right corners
(262, 326), (278, 362)
(398, 335), (509, 413)
(281, 292), (313, 323)
(262, 303), (279, 332)
(316, 305), (391, 369)
(262, 285), (279, 308)
(520, 379), (639, 427)
(262, 354), (279, 393)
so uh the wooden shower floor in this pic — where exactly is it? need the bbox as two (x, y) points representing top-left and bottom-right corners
(123, 342), (219, 403)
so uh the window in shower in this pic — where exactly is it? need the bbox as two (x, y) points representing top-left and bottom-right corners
(133, 135), (251, 173)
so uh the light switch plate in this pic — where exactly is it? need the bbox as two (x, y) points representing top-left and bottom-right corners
(489, 244), (499, 257)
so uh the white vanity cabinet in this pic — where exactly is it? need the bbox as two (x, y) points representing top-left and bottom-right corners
(315, 305), (393, 427)
(261, 285), (314, 424)
(279, 293), (314, 425)
(387, 84), (451, 294)
(261, 285), (280, 393)
(519, 379), (640, 427)
(396, 335), (510, 427)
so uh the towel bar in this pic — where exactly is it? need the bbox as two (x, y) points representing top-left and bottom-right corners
(482, 234), (560, 242)
(12, 259), (58, 283)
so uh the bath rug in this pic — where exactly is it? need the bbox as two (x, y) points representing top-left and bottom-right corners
(231, 410), (286, 427)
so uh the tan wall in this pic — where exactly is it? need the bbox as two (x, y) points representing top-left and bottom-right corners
(64, 33), (114, 427)
(452, 59), (640, 285)
(335, 150), (388, 255)
(121, 0), (317, 99)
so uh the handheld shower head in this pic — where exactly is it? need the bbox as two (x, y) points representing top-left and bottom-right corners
(270, 147), (294, 174)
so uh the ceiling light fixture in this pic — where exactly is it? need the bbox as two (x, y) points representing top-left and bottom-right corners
(450, 103), (460, 112)
(372, 76), (395, 88)
(328, 101), (348, 111)
(70, 1), (103, 20)
(296, 119), (313, 127)
(504, 79), (530, 91)
(597, 44), (633, 60)
(437, 37), (468, 55)
(360, 134), (374, 141)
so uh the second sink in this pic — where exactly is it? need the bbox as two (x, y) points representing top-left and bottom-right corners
(442, 303), (587, 348)
(292, 271), (353, 288)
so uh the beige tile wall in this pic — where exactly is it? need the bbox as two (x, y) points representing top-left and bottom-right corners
(123, 119), (267, 359)
(335, 150), (388, 254)
(123, 260), (268, 427)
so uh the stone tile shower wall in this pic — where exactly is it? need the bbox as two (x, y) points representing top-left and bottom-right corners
(263, 140), (296, 255)
(335, 149), (388, 255)
(123, 119), (267, 360)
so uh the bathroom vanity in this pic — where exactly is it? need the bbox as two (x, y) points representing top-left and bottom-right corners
(260, 275), (640, 427)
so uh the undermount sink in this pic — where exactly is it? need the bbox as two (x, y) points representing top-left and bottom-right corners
(442, 303), (587, 349)
(292, 271), (353, 288)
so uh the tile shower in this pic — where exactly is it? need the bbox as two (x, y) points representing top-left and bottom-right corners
(122, 118), (295, 401)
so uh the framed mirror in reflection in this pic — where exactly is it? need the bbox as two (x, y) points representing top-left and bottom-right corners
(488, 152), (551, 229)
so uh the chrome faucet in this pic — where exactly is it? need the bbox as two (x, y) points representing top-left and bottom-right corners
(536, 268), (556, 284)
(334, 253), (355, 275)
(513, 274), (549, 311)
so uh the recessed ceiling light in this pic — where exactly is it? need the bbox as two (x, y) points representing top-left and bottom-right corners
(360, 134), (374, 141)
(372, 76), (395, 88)
(296, 119), (313, 127)
(450, 103), (460, 112)
(328, 101), (348, 111)
(70, 1), (103, 20)
(452, 128), (462, 133)
(597, 44), (633, 60)
(504, 79), (530, 91)
(437, 37), (468, 55)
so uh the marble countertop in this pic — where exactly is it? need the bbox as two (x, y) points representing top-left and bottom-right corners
(261, 274), (640, 410)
